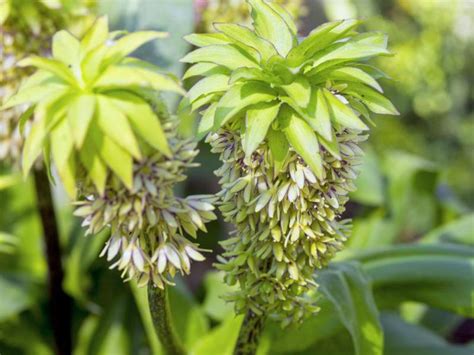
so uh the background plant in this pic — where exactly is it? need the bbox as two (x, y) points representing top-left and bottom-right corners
(0, 0), (472, 355)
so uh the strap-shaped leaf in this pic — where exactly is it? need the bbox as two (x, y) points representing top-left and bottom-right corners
(197, 103), (218, 140)
(104, 31), (167, 66)
(97, 97), (141, 159)
(94, 65), (184, 94)
(107, 91), (171, 157)
(80, 136), (107, 195)
(343, 83), (399, 115)
(90, 126), (133, 189)
(183, 63), (228, 80)
(287, 19), (359, 67)
(323, 89), (369, 131)
(306, 88), (332, 141)
(267, 127), (289, 173)
(284, 113), (324, 179)
(247, 0), (295, 57)
(281, 76), (311, 108)
(307, 32), (391, 72)
(229, 67), (270, 85)
(1, 82), (66, 110)
(214, 23), (277, 61)
(213, 82), (276, 129)
(18, 56), (77, 86)
(51, 118), (74, 172)
(181, 45), (259, 70)
(188, 74), (230, 103)
(67, 94), (96, 148)
(183, 33), (230, 47)
(81, 16), (109, 52)
(266, 1), (297, 36)
(242, 102), (281, 158)
(318, 67), (383, 92)
(0, 0), (10, 25)
(50, 119), (77, 197)
(52, 30), (81, 69)
(22, 116), (47, 177)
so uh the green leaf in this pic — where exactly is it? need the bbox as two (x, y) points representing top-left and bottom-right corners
(318, 262), (384, 355)
(18, 56), (76, 85)
(287, 19), (359, 67)
(188, 74), (230, 103)
(183, 33), (230, 47)
(92, 128), (133, 189)
(0, 0), (10, 25)
(242, 102), (281, 158)
(95, 65), (184, 94)
(181, 45), (258, 70)
(382, 314), (472, 355)
(22, 116), (47, 177)
(323, 89), (369, 130)
(104, 31), (168, 66)
(284, 113), (324, 179)
(50, 119), (75, 195)
(306, 88), (332, 141)
(67, 95), (96, 148)
(229, 67), (270, 85)
(1, 82), (66, 110)
(247, 0), (295, 57)
(267, 127), (289, 173)
(197, 103), (218, 140)
(52, 30), (81, 69)
(214, 23), (277, 61)
(213, 82), (276, 129)
(280, 76), (311, 108)
(423, 214), (474, 245)
(81, 16), (109, 52)
(307, 32), (391, 72)
(0, 272), (37, 321)
(266, 1), (297, 36)
(193, 316), (243, 355)
(183, 63), (228, 80)
(97, 96), (141, 159)
(80, 136), (108, 194)
(344, 83), (399, 115)
(107, 91), (171, 157)
(325, 67), (383, 92)
(202, 272), (236, 321)
(356, 244), (474, 317)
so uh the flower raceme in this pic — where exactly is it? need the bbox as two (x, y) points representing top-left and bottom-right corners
(183, 0), (398, 325)
(1, 17), (216, 287)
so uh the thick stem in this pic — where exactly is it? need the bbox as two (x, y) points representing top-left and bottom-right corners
(234, 309), (266, 355)
(33, 168), (72, 355)
(147, 282), (186, 355)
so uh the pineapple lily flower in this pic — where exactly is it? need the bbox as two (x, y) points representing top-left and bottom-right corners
(1, 16), (184, 198)
(183, 0), (398, 332)
(1, 17), (217, 289)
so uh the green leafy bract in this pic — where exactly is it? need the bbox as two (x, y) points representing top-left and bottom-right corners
(183, 0), (398, 178)
(1, 16), (184, 198)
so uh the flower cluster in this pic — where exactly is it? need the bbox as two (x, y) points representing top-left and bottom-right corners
(75, 116), (217, 288)
(210, 127), (365, 324)
(184, 0), (398, 325)
(0, 0), (93, 163)
(3, 17), (216, 287)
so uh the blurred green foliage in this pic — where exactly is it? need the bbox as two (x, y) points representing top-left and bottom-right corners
(0, 0), (472, 354)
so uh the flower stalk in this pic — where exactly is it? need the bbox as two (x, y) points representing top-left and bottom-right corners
(234, 310), (267, 355)
(147, 283), (186, 355)
(33, 167), (72, 355)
